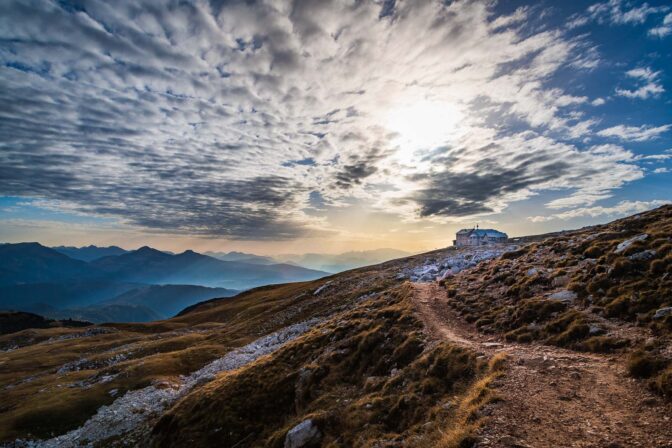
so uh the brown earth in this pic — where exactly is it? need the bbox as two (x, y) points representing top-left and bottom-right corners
(412, 282), (672, 448)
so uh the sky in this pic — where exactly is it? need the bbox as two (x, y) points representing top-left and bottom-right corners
(0, 0), (671, 255)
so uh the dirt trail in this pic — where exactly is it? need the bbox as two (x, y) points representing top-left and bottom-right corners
(412, 282), (672, 448)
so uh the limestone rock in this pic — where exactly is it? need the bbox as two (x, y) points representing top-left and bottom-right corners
(614, 234), (648, 254)
(284, 419), (322, 448)
(548, 290), (577, 303)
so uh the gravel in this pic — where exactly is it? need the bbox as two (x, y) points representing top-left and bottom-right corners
(401, 245), (517, 282)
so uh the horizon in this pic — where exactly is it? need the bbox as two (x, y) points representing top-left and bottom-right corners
(0, 209), (649, 257)
(1, 240), (417, 258)
(1, 0), (671, 256)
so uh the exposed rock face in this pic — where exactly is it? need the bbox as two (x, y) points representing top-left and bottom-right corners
(284, 419), (322, 448)
(614, 234), (648, 254)
(402, 245), (517, 282)
(628, 250), (656, 261)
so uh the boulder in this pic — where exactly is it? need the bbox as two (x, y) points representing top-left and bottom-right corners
(284, 419), (322, 448)
(588, 325), (604, 336)
(628, 250), (656, 261)
(548, 290), (577, 303)
(614, 234), (648, 254)
(653, 307), (672, 320)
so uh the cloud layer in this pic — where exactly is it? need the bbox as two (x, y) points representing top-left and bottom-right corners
(0, 0), (669, 240)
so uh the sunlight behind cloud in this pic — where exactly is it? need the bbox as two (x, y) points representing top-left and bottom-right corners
(385, 100), (464, 162)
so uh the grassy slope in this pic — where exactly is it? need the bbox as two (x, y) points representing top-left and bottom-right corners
(443, 204), (672, 397)
(0, 255), (498, 446)
(151, 283), (500, 447)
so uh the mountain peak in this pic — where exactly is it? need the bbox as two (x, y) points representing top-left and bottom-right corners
(135, 246), (163, 254)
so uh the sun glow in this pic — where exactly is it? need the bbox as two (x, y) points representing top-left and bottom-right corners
(386, 100), (463, 161)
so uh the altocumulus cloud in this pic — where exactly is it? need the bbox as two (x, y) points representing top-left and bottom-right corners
(0, 0), (665, 239)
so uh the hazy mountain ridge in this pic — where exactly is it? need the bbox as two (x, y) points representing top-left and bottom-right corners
(0, 244), (323, 323)
(52, 245), (129, 262)
(90, 247), (328, 289)
(204, 251), (276, 265)
(102, 284), (238, 319)
(277, 248), (413, 272)
(0, 242), (101, 285)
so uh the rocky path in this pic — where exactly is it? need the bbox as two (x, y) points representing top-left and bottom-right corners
(8, 320), (318, 448)
(412, 282), (672, 448)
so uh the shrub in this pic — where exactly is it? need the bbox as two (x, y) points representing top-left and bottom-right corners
(610, 258), (634, 277)
(652, 368), (672, 398)
(604, 296), (630, 318)
(650, 259), (665, 274)
(583, 245), (603, 258)
(575, 336), (629, 353)
(626, 350), (666, 378)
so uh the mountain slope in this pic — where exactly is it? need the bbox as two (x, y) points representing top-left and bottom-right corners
(0, 243), (101, 285)
(0, 251), (501, 446)
(45, 303), (163, 324)
(0, 283), (238, 323)
(0, 281), (142, 311)
(104, 284), (238, 319)
(52, 245), (128, 262)
(0, 311), (91, 335)
(0, 206), (670, 447)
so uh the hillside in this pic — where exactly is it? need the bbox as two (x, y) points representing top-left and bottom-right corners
(0, 311), (91, 335)
(0, 206), (670, 447)
(0, 281), (142, 311)
(103, 285), (238, 319)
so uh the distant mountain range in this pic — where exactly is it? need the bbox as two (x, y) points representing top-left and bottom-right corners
(207, 248), (414, 273)
(0, 243), (328, 323)
(52, 245), (128, 262)
(89, 246), (327, 289)
(0, 243), (409, 323)
(204, 251), (276, 265)
(276, 248), (412, 273)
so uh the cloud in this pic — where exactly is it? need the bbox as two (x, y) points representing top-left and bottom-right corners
(615, 67), (665, 99)
(596, 124), (671, 141)
(0, 0), (661, 239)
(585, 0), (669, 25)
(401, 135), (643, 219)
(529, 200), (669, 222)
(649, 12), (672, 37)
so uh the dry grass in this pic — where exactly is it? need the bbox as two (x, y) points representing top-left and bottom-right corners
(432, 354), (507, 448)
(150, 284), (491, 447)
